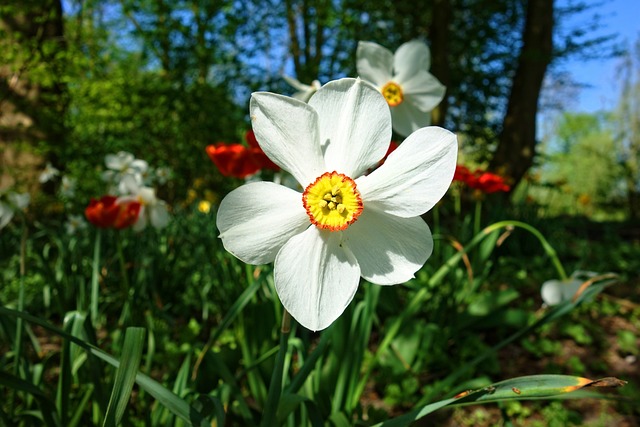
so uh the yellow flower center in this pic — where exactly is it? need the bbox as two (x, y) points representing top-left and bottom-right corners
(381, 81), (404, 107)
(303, 171), (363, 231)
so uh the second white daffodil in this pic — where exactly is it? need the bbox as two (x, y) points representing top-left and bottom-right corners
(357, 40), (446, 137)
(217, 78), (457, 331)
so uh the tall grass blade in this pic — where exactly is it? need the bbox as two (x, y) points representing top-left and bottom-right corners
(103, 327), (146, 427)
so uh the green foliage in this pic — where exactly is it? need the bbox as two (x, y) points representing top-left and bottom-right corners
(529, 112), (628, 219)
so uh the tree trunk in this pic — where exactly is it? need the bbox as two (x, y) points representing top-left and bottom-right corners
(490, 0), (553, 188)
(0, 0), (67, 189)
(429, 0), (451, 126)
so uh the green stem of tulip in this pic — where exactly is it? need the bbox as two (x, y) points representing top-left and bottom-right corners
(90, 229), (102, 325)
(474, 198), (482, 237)
(260, 309), (292, 427)
(116, 234), (132, 326)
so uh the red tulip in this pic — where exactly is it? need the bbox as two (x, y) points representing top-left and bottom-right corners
(206, 131), (279, 178)
(85, 195), (141, 229)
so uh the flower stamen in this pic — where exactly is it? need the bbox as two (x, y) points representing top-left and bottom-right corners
(303, 171), (363, 231)
(381, 81), (404, 107)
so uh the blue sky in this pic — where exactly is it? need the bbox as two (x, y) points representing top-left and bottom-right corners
(560, 0), (639, 112)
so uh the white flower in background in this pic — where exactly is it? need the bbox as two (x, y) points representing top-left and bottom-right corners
(283, 75), (322, 103)
(119, 180), (170, 231)
(39, 162), (60, 183)
(217, 78), (457, 331)
(65, 214), (87, 235)
(357, 40), (446, 137)
(541, 271), (598, 306)
(60, 176), (77, 198)
(102, 151), (149, 194)
(0, 192), (31, 231)
(154, 167), (172, 185)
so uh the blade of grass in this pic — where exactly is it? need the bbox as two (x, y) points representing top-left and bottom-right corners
(56, 312), (84, 425)
(103, 327), (146, 427)
(417, 274), (618, 404)
(0, 370), (61, 427)
(355, 220), (570, 402)
(0, 306), (211, 426)
(260, 310), (292, 427)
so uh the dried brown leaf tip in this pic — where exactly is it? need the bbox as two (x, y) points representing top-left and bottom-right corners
(586, 377), (628, 388)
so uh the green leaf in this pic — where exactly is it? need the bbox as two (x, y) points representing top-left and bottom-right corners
(375, 375), (626, 426)
(103, 327), (146, 427)
(0, 371), (61, 427)
(0, 306), (211, 426)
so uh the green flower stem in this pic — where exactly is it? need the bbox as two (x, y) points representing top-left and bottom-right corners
(90, 229), (102, 325)
(354, 220), (568, 402)
(473, 198), (482, 237)
(116, 233), (132, 326)
(260, 309), (292, 427)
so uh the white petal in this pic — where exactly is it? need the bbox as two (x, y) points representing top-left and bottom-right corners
(357, 126), (457, 217)
(402, 71), (446, 111)
(356, 41), (394, 86)
(133, 206), (148, 231)
(282, 75), (310, 92)
(394, 40), (431, 82)
(9, 192), (31, 210)
(106, 152), (133, 170)
(390, 101), (431, 137)
(149, 203), (170, 229)
(275, 226), (360, 331)
(250, 93), (325, 187)
(309, 78), (391, 177)
(0, 202), (14, 230)
(217, 182), (310, 265)
(130, 159), (149, 173)
(344, 209), (433, 285)
(541, 279), (583, 306)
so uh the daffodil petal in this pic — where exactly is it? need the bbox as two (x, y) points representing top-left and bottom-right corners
(250, 93), (325, 187)
(356, 41), (394, 86)
(389, 101), (430, 137)
(402, 71), (446, 111)
(344, 209), (433, 285)
(310, 78), (391, 177)
(275, 226), (360, 331)
(149, 203), (170, 229)
(357, 126), (457, 217)
(394, 40), (431, 82)
(217, 182), (309, 265)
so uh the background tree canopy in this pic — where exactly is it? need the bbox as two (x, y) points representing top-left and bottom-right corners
(0, 0), (623, 207)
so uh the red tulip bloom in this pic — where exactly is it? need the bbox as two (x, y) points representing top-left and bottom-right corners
(472, 172), (510, 193)
(85, 196), (141, 229)
(206, 131), (280, 178)
(246, 131), (280, 172)
(453, 165), (474, 184)
(206, 143), (261, 178)
(452, 165), (510, 193)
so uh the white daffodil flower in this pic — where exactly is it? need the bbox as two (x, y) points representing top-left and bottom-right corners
(217, 78), (457, 331)
(0, 192), (31, 231)
(118, 181), (170, 231)
(357, 40), (446, 137)
(283, 75), (322, 103)
(65, 214), (87, 235)
(541, 271), (598, 306)
(103, 151), (149, 194)
(39, 162), (60, 183)
(154, 167), (172, 185)
(60, 176), (77, 198)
